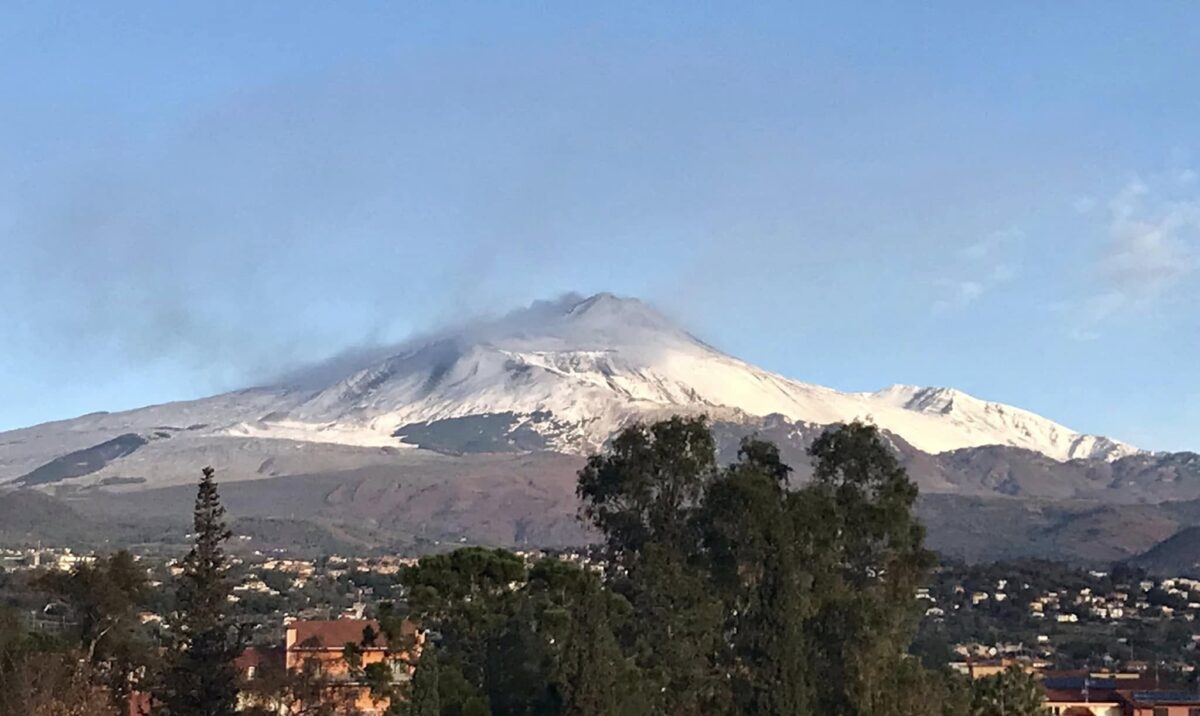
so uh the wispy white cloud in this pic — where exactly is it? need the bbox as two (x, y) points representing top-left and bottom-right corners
(933, 228), (1021, 313)
(1067, 292), (1128, 341)
(960, 227), (1023, 261)
(1066, 174), (1200, 338)
(989, 263), (1018, 283)
(1072, 195), (1098, 214)
(933, 279), (985, 313)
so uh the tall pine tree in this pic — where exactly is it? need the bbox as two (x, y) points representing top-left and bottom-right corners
(155, 466), (243, 716)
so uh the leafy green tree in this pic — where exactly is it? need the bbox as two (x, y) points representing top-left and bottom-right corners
(404, 546), (525, 693)
(577, 416), (726, 715)
(0, 649), (123, 716)
(877, 662), (974, 716)
(487, 559), (633, 716)
(155, 467), (245, 716)
(575, 418), (945, 716)
(35, 550), (152, 711)
(404, 549), (639, 716)
(37, 551), (148, 662)
(342, 640), (364, 672)
(238, 654), (347, 716)
(401, 418), (951, 716)
(0, 606), (27, 673)
(485, 604), (559, 715)
(437, 664), (480, 716)
(554, 580), (627, 716)
(968, 666), (1049, 716)
(577, 416), (716, 557)
(403, 547), (525, 714)
(910, 621), (957, 671)
(935, 671), (974, 716)
(461, 696), (490, 716)
(700, 437), (811, 715)
(800, 422), (935, 716)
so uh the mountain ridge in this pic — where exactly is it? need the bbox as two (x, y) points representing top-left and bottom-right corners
(222, 292), (1139, 461)
(0, 293), (1141, 491)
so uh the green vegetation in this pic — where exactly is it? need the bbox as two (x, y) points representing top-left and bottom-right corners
(401, 418), (1002, 715)
(967, 667), (1049, 716)
(36, 550), (152, 710)
(410, 644), (441, 716)
(0, 553), (145, 716)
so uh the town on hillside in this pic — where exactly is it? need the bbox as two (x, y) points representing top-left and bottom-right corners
(7, 539), (1200, 715)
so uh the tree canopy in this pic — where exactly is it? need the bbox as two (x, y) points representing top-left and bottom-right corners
(401, 417), (1013, 716)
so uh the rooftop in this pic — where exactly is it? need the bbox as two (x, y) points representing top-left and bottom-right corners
(287, 618), (415, 650)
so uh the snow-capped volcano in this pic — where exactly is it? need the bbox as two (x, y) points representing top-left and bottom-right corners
(222, 292), (1135, 462)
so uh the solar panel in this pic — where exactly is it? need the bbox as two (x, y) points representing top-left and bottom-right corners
(1132, 691), (1200, 703)
(1043, 676), (1119, 689)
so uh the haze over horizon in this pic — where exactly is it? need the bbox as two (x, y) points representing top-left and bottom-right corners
(2, 3), (1198, 451)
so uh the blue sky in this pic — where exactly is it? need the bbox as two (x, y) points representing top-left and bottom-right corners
(1, 2), (1198, 450)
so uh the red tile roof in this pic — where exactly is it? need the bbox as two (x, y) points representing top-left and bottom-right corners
(234, 645), (284, 671)
(288, 619), (416, 650)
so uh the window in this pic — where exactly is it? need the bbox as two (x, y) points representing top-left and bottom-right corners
(1188, 707), (1200, 716)
(1153, 706), (1167, 716)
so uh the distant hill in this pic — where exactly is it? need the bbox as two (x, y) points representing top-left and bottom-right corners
(9, 467), (1200, 568)
(1131, 526), (1200, 577)
(0, 489), (97, 544)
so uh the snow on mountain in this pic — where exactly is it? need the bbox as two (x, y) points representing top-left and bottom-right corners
(221, 293), (1138, 462)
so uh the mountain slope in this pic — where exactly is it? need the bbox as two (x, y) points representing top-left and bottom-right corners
(1130, 526), (1200, 576)
(226, 293), (1137, 461)
(0, 293), (1140, 490)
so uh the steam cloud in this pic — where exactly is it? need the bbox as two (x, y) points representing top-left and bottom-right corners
(2, 44), (794, 404)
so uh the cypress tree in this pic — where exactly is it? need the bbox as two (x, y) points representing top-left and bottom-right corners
(409, 644), (440, 716)
(155, 466), (243, 716)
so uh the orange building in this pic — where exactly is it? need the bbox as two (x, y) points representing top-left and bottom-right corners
(282, 619), (421, 715)
(126, 619), (422, 715)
